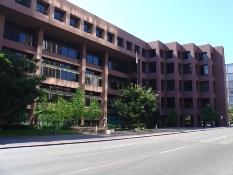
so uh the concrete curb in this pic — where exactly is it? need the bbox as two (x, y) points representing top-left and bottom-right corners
(0, 129), (211, 150)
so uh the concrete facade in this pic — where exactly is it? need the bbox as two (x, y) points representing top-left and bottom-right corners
(0, 0), (228, 126)
(226, 63), (233, 108)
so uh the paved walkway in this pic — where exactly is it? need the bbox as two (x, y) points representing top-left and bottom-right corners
(0, 128), (220, 149)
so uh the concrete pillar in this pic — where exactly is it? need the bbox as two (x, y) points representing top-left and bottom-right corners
(100, 52), (108, 127)
(80, 44), (86, 89)
(35, 28), (44, 75)
(0, 13), (5, 50)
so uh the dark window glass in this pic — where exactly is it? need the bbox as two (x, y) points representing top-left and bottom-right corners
(43, 37), (78, 59)
(166, 80), (175, 91)
(142, 49), (147, 57)
(165, 50), (173, 59)
(149, 79), (156, 90)
(200, 81), (209, 92)
(108, 75), (128, 90)
(126, 41), (132, 51)
(179, 51), (191, 60)
(183, 80), (192, 91)
(135, 45), (140, 54)
(148, 62), (156, 73)
(183, 63), (192, 74)
(117, 37), (124, 48)
(108, 57), (129, 73)
(107, 32), (115, 43)
(160, 50), (164, 58)
(70, 16), (79, 28)
(200, 64), (208, 75)
(15, 0), (30, 7)
(167, 97), (175, 108)
(54, 8), (65, 21)
(148, 49), (156, 58)
(197, 52), (208, 61)
(84, 21), (92, 33)
(96, 27), (104, 38)
(86, 53), (102, 66)
(36, 1), (49, 15)
(184, 98), (193, 108)
(4, 21), (34, 47)
(166, 63), (174, 74)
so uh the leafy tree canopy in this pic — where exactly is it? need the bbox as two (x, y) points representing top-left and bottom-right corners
(0, 51), (43, 124)
(112, 84), (158, 128)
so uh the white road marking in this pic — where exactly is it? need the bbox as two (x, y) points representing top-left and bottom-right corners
(60, 146), (186, 175)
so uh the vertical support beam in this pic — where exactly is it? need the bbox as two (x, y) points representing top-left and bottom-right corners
(0, 13), (5, 50)
(80, 44), (86, 90)
(35, 28), (44, 75)
(139, 60), (142, 85)
(100, 52), (108, 127)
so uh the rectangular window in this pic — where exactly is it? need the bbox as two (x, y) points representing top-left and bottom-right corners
(148, 62), (156, 73)
(96, 27), (104, 38)
(70, 15), (80, 28)
(135, 45), (140, 54)
(4, 21), (34, 47)
(15, 0), (31, 7)
(149, 79), (156, 90)
(166, 62), (174, 74)
(126, 41), (132, 51)
(197, 52), (208, 61)
(54, 8), (65, 22)
(86, 52), (102, 66)
(184, 98), (193, 108)
(148, 49), (156, 58)
(117, 37), (124, 48)
(183, 80), (192, 91)
(83, 21), (93, 34)
(200, 64), (208, 75)
(108, 57), (129, 73)
(36, 1), (49, 15)
(165, 50), (173, 59)
(183, 63), (192, 74)
(179, 51), (191, 60)
(166, 80), (175, 91)
(107, 32), (115, 43)
(199, 81), (209, 92)
(142, 48), (146, 58)
(167, 97), (175, 108)
(160, 49), (164, 58)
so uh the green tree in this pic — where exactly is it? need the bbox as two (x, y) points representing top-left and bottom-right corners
(112, 84), (158, 129)
(200, 104), (218, 126)
(70, 89), (86, 123)
(167, 108), (177, 127)
(228, 107), (233, 123)
(0, 51), (43, 124)
(86, 98), (101, 126)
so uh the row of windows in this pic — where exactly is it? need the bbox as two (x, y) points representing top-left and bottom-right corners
(41, 59), (79, 82)
(43, 38), (79, 59)
(4, 22), (34, 47)
(161, 98), (211, 109)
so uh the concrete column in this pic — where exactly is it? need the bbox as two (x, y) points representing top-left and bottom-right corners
(100, 52), (109, 127)
(0, 13), (5, 50)
(80, 44), (86, 90)
(35, 28), (44, 75)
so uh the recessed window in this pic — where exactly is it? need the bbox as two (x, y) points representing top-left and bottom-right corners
(86, 52), (102, 66)
(126, 41), (132, 51)
(148, 62), (156, 73)
(183, 80), (192, 91)
(117, 37), (124, 48)
(184, 98), (193, 108)
(54, 8), (65, 22)
(178, 51), (191, 60)
(36, 1), (49, 15)
(166, 80), (175, 91)
(199, 64), (208, 75)
(148, 49), (156, 58)
(142, 48), (146, 57)
(83, 21), (93, 34)
(107, 32), (115, 43)
(166, 62), (174, 74)
(70, 15), (80, 28)
(15, 0), (31, 7)
(197, 52), (208, 61)
(135, 45), (140, 54)
(96, 27), (104, 38)
(183, 63), (192, 74)
(165, 50), (173, 59)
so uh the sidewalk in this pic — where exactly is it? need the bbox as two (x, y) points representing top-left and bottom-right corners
(0, 128), (219, 149)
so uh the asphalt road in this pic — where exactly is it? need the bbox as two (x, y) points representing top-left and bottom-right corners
(1, 127), (233, 175)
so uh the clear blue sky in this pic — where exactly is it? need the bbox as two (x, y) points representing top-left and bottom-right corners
(68, 0), (233, 64)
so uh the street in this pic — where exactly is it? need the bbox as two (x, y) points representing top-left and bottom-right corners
(1, 128), (233, 175)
